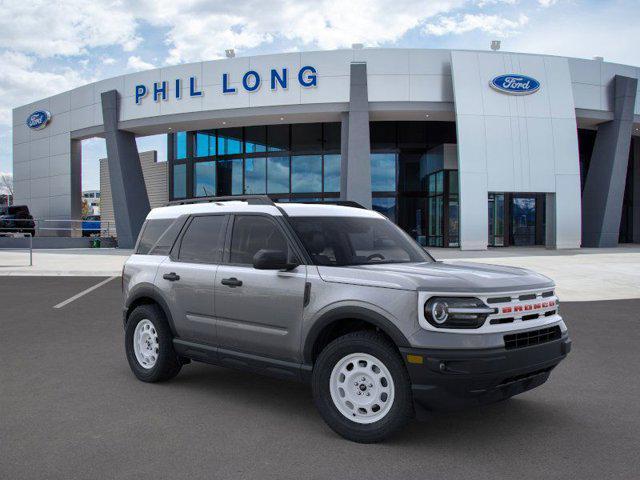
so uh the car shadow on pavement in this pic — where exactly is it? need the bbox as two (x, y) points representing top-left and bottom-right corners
(150, 361), (577, 446)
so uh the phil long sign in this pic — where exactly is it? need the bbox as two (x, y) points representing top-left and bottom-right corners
(490, 74), (540, 95)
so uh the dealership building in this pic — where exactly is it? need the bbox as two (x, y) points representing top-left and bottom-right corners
(11, 48), (640, 249)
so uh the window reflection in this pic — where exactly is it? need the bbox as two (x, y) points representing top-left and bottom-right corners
(175, 132), (187, 160)
(323, 154), (341, 193)
(292, 155), (322, 193)
(267, 156), (290, 193)
(245, 126), (267, 153)
(371, 153), (396, 192)
(245, 157), (266, 194)
(173, 164), (186, 198)
(217, 159), (243, 195)
(218, 128), (243, 155)
(194, 161), (216, 197)
(372, 197), (397, 223)
(196, 131), (215, 157)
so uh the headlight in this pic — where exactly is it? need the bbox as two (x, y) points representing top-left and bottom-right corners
(424, 297), (494, 329)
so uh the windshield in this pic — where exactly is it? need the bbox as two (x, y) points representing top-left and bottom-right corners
(289, 216), (433, 266)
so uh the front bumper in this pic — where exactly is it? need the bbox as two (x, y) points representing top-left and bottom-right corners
(400, 333), (571, 411)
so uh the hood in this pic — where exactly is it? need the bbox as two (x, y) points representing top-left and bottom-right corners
(316, 261), (554, 293)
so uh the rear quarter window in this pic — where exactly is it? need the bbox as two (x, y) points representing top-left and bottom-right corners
(136, 219), (175, 255)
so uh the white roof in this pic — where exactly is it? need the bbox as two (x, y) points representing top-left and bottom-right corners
(146, 201), (381, 220)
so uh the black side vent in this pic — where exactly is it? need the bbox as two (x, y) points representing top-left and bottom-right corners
(504, 326), (561, 350)
(541, 291), (555, 298)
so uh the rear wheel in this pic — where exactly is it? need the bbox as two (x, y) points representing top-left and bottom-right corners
(125, 304), (181, 382)
(312, 331), (414, 443)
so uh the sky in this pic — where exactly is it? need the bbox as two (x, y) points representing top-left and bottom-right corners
(0, 0), (639, 192)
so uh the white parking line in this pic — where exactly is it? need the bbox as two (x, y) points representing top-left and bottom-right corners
(53, 276), (119, 309)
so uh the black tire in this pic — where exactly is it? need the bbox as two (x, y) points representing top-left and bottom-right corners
(125, 304), (182, 382)
(312, 331), (414, 443)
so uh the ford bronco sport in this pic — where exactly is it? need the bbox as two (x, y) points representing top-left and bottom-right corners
(122, 196), (571, 443)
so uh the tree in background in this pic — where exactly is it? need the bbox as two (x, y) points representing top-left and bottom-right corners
(1, 173), (13, 206)
(82, 199), (91, 217)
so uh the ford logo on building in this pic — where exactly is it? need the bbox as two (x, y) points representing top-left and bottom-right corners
(26, 110), (52, 130)
(490, 74), (540, 95)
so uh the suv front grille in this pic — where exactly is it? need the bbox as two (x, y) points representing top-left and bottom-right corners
(504, 326), (561, 350)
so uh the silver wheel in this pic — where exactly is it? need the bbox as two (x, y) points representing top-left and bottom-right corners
(133, 319), (159, 369)
(329, 352), (395, 424)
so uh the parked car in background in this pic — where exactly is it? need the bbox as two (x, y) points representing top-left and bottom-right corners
(0, 205), (35, 236)
(82, 215), (101, 237)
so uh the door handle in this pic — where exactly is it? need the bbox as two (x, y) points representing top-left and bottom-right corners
(221, 277), (243, 287)
(163, 272), (180, 281)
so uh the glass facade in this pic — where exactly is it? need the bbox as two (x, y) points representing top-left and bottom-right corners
(169, 123), (341, 202)
(169, 120), (461, 246)
(369, 121), (459, 247)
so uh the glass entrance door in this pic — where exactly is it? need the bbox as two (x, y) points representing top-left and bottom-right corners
(488, 193), (505, 246)
(510, 196), (537, 246)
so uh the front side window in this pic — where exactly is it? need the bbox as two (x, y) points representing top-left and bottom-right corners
(229, 215), (289, 265)
(289, 216), (431, 266)
(178, 215), (227, 264)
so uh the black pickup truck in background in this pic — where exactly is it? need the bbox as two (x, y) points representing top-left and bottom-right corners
(0, 205), (36, 237)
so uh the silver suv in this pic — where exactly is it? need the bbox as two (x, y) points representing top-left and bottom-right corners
(122, 196), (571, 443)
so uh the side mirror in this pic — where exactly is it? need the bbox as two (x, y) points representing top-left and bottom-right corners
(252, 249), (297, 270)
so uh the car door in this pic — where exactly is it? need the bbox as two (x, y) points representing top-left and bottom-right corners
(214, 214), (307, 362)
(156, 214), (229, 346)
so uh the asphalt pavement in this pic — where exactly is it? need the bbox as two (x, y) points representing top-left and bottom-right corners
(1, 276), (639, 480)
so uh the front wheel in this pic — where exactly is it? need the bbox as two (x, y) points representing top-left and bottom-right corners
(125, 304), (182, 382)
(312, 331), (414, 443)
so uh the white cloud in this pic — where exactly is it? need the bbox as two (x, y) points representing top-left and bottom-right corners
(134, 0), (466, 64)
(424, 13), (529, 36)
(126, 56), (155, 72)
(538, 0), (558, 6)
(0, 0), (140, 58)
(0, 51), (86, 124)
(102, 57), (117, 65)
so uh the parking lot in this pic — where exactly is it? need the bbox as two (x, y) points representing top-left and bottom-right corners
(1, 276), (639, 480)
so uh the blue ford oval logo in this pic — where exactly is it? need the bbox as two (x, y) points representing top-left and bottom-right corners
(26, 110), (52, 130)
(490, 74), (540, 95)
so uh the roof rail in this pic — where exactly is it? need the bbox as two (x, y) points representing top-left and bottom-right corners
(167, 195), (276, 207)
(297, 200), (367, 209)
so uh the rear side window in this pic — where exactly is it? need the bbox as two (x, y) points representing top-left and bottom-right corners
(177, 215), (227, 264)
(136, 219), (174, 254)
(149, 218), (187, 256)
(229, 215), (289, 264)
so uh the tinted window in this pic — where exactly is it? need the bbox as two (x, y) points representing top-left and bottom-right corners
(218, 128), (243, 155)
(173, 164), (187, 199)
(292, 123), (322, 152)
(175, 132), (187, 159)
(194, 161), (216, 197)
(371, 153), (396, 192)
(178, 215), (227, 264)
(195, 131), (216, 157)
(289, 216), (431, 266)
(217, 159), (243, 195)
(229, 216), (289, 265)
(267, 156), (290, 193)
(149, 218), (186, 256)
(245, 126), (267, 153)
(244, 157), (266, 194)
(137, 219), (174, 254)
(323, 154), (341, 192)
(291, 155), (322, 193)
